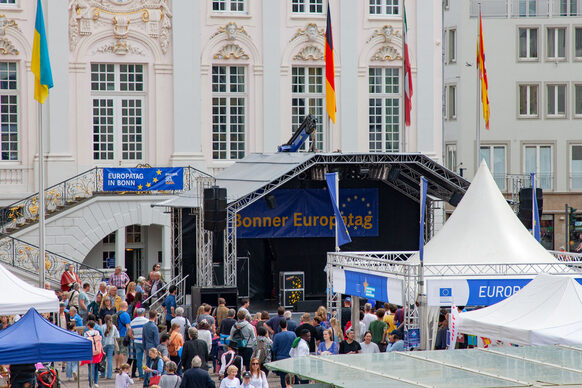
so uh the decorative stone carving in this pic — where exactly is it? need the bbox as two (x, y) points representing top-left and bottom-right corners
(367, 24), (401, 44)
(92, 41), (145, 56)
(294, 45), (324, 61)
(0, 15), (18, 36)
(371, 45), (402, 62)
(68, 0), (173, 54)
(211, 22), (249, 41)
(214, 44), (249, 60)
(0, 38), (18, 55)
(290, 23), (325, 43)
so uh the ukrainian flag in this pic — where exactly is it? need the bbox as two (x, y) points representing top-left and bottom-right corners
(32, 0), (53, 104)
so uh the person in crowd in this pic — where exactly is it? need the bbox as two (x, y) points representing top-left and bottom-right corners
(284, 374), (295, 388)
(329, 317), (343, 344)
(255, 311), (269, 331)
(181, 327), (209, 373)
(317, 328), (338, 355)
(95, 281), (108, 301)
(61, 291), (71, 309)
(125, 281), (137, 306)
(130, 292), (143, 318)
(102, 314), (120, 379)
(361, 303), (376, 332)
(150, 271), (165, 300)
(312, 316), (324, 345)
(252, 327), (272, 375)
(171, 307), (191, 340)
(315, 306), (330, 329)
(110, 266), (131, 300)
(283, 311), (298, 332)
(238, 299), (251, 321)
(339, 329), (361, 354)
(195, 305), (206, 321)
(294, 313), (317, 353)
(168, 322), (184, 370)
(115, 363), (133, 388)
(159, 361), (181, 388)
(218, 365), (239, 388)
(219, 309), (236, 340)
(340, 297), (351, 329)
(68, 306), (83, 328)
(149, 264), (164, 284)
(79, 282), (91, 323)
(197, 304), (216, 328)
(181, 356), (215, 388)
(130, 307), (149, 379)
(272, 319), (296, 388)
(219, 342), (242, 380)
(360, 331), (380, 354)
(65, 321), (79, 381)
(197, 320), (213, 355)
(344, 311), (366, 340)
(210, 325), (221, 373)
(250, 312), (261, 328)
(289, 329), (310, 358)
(144, 347), (165, 387)
(215, 298), (229, 328)
(368, 308), (388, 350)
(69, 282), (80, 311)
(10, 364), (37, 388)
(143, 310), (160, 364)
(104, 286), (123, 311)
(383, 304), (398, 334)
(158, 333), (171, 363)
(84, 320), (103, 387)
(386, 330), (405, 352)
(99, 296), (116, 323)
(116, 301), (133, 371)
(61, 263), (81, 291)
(57, 302), (69, 329)
(265, 306), (285, 336)
(240, 371), (254, 388)
(229, 309), (257, 370)
(136, 276), (147, 296)
(163, 285), (178, 329)
(249, 357), (268, 388)
(435, 314), (448, 350)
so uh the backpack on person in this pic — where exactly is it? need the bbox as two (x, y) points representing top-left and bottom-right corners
(222, 352), (242, 379)
(230, 327), (248, 348)
(252, 338), (271, 364)
(88, 332), (103, 356)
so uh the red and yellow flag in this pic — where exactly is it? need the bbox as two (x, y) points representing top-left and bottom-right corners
(325, 2), (336, 124)
(477, 11), (490, 129)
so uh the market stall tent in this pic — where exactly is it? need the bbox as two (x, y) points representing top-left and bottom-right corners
(458, 274), (582, 346)
(0, 308), (92, 364)
(0, 263), (59, 314)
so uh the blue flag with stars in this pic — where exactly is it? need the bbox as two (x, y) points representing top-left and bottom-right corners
(325, 172), (352, 247)
(103, 167), (184, 191)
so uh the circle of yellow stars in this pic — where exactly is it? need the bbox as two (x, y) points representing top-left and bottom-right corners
(339, 194), (373, 231)
(137, 169), (162, 190)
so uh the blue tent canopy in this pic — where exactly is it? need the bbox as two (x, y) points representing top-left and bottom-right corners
(0, 308), (92, 364)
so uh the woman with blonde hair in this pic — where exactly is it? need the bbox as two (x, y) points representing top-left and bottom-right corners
(316, 306), (330, 329)
(219, 365), (240, 388)
(329, 317), (343, 343)
(249, 356), (269, 388)
(144, 347), (164, 386)
(167, 323), (183, 367)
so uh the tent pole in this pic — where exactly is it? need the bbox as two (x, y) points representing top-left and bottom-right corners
(351, 295), (360, 342)
(77, 361), (80, 388)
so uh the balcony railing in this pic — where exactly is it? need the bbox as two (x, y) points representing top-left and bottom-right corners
(469, 0), (579, 17)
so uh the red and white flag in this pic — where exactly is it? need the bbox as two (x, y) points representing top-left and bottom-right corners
(403, 2), (413, 126)
(448, 304), (460, 350)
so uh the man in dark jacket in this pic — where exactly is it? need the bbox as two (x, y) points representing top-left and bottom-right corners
(143, 310), (160, 363)
(295, 312), (317, 353)
(181, 327), (209, 373)
(180, 356), (215, 388)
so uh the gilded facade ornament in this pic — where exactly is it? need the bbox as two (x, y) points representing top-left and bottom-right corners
(290, 23), (324, 43)
(0, 38), (18, 55)
(371, 45), (402, 61)
(93, 41), (145, 56)
(211, 22), (249, 41)
(0, 15), (18, 36)
(367, 24), (401, 44)
(214, 44), (249, 60)
(293, 45), (324, 61)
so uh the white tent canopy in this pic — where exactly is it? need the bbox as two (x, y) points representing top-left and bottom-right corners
(0, 263), (59, 314)
(458, 274), (582, 346)
(411, 160), (558, 265)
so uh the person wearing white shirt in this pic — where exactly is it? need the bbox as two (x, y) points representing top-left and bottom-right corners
(361, 303), (376, 332)
(289, 330), (311, 358)
(359, 331), (380, 354)
(170, 307), (190, 339)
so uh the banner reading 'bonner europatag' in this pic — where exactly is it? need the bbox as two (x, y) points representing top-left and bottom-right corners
(237, 188), (378, 239)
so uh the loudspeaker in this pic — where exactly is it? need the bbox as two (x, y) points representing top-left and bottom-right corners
(204, 187), (227, 231)
(448, 191), (464, 207)
(518, 188), (543, 226)
(294, 299), (325, 312)
(191, 286), (238, 312)
(211, 258), (250, 298)
(265, 194), (277, 209)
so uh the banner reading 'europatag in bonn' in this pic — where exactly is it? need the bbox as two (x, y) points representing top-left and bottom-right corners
(237, 188), (378, 239)
(103, 167), (184, 191)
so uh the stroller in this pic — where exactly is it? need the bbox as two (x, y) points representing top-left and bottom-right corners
(35, 365), (61, 388)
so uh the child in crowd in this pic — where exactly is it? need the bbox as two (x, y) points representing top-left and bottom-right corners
(115, 363), (134, 388)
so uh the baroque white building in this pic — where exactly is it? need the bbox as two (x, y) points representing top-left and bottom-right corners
(444, 0), (582, 251)
(0, 0), (443, 279)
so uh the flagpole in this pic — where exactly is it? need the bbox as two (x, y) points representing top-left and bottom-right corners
(334, 172), (339, 252)
(38, 101), (45, 288)
(475, 7), (481, 173)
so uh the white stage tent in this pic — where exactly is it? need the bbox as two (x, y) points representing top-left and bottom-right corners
(458, 274), (582, 346)
(0, 263), (59, 314)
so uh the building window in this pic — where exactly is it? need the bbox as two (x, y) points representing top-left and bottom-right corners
(575, 84), (582, 116)
(547, 27), (566, 59)
(557, 0), (578, 16)
(212, 0), (246, 12)
(292, 66), (325, 151)
(524, 145), (552, 190)
(126, 225), (142, 244)
(445, 144), (457, 172)
(369, 0), (400, 16)
(0, 62), (17, 161)
(448, 29), (456, 63)
(546, 84), (566, 117)
(292, 0), (323, 14)
(518, 27), (538, 59)
(447, 84), (456, 120)
(212, 66), (246, 160)
(369, 67), (400, 152)
(517, 0), (538, 17)
(91, 63), (144, 162)
(102, 251), (116, 269)
(575, 27), (582, 58)
(102, 232), (116, 244)
(571, 145), (582, 189)
(0, 0), (16, 4)
(518, 84), (539, 117)
(480, 145), (507, 190)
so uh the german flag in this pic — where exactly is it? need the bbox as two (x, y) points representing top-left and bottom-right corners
(325, 3), (336, 124)
(477, 11), (490, 129)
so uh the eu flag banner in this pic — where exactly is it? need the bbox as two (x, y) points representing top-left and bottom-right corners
(237, 188), (378, 239)
(344, 270), (389, 303)
(326, 173), (352, 246)
(103, 168), (184, 191)
(419, 177), (428, 263)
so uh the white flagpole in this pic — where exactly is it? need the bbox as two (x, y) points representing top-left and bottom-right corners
(335, 172), (339, 252)
(38, 102), (46, 288)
